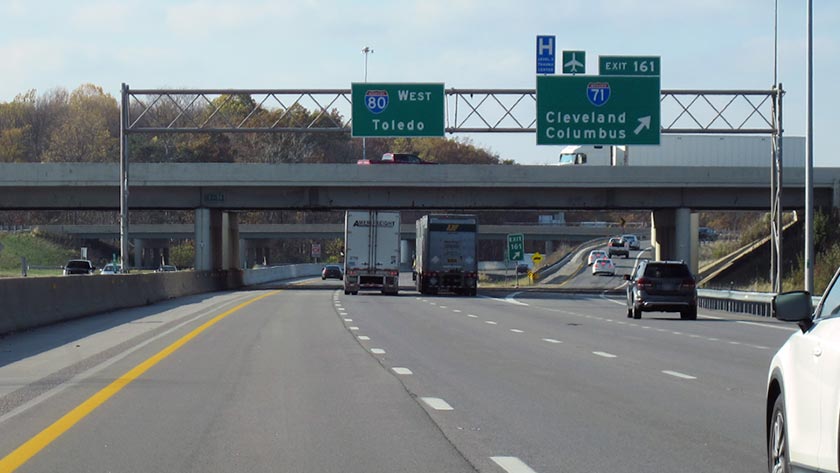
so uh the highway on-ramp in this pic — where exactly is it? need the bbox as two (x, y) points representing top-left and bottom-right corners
(0, 278), (795, 472)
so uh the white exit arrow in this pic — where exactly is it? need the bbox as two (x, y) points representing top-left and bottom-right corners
(634, 116), (651, 135)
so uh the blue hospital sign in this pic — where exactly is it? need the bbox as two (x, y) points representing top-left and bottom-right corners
(536, 35), (556, 74)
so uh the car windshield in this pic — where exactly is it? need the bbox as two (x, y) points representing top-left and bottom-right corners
(644, 264), (691, 278)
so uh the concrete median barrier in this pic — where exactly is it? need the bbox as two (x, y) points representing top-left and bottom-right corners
(0, 264), (323, 335)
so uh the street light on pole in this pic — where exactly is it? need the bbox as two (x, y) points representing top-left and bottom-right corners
(362, 46), (374, 161)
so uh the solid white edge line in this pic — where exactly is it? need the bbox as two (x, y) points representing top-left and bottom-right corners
(490, 456), (539, 473)
(421, 397), (453, 411)
(662, 370), (697, 380)
(392, 367), (413, 375)
(593, 351), (617, 358)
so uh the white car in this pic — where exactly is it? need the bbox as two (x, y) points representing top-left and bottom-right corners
(99, 264), (122, 275)
(767, 267), (840, 473)
(588, 250), (608, 266)
(622, 234), (640, 250)
(591, 258), (615, 276)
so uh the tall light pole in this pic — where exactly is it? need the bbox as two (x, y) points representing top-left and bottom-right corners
(362, 46), (373, 161)
(804, 0), (814, 293)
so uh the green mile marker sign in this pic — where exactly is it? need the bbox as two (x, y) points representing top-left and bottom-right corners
(351, 83), (445, 138)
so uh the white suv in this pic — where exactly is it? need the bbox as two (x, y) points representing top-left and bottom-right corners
(767, 267), (840, 473)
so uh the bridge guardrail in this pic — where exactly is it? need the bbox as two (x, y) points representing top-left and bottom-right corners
(698, 289), (821, 317)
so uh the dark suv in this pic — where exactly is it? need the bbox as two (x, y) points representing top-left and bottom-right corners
(625, 260), (697, 320)
(63, 259), (96, 275)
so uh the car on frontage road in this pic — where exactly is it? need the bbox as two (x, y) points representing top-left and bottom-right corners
(63, 259), (96, 275)
(767, 266), (840, 473)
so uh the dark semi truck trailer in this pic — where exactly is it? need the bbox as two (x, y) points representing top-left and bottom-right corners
(414, 214), (478, 296)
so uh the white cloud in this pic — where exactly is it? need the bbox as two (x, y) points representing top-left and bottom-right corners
(69, 2), (135, 33)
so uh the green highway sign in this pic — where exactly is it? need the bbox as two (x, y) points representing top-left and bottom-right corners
(507, 233), (525, 262)
(599, 56), (661, 76)
(562, 50), (586, 74)
(351, 83), (444, 137)
(536, 75), (661, 145)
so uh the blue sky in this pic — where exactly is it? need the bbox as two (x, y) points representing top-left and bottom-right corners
(1, 0), (837, 166)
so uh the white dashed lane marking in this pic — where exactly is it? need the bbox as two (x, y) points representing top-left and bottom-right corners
(370, 348), (386, 354)
(662, 370), (697, 380)
(593, 351), (617, 359)
(392, 367), (413, 375)
(491, 456), (539, 473)
(485, 321), (498, 325)
(468, 314), (479, 318)
(542, 338), (562, 344)
(349, 326), (359, 331)
(421, 397), (454, 411)
(343, 318), (353, 322)
(510, 329), (524, 333)
(358, 336), (370, 341)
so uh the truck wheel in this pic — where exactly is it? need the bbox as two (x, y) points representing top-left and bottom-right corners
(344, 290), (350, 295)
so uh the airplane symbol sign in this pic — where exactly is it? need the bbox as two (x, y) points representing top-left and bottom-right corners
(562, 51), (586, 74)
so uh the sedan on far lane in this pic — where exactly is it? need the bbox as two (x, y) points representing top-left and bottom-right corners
(588, 250), (608, 266)
(322, 264), (343, 280)
(592, 258), (615, 276)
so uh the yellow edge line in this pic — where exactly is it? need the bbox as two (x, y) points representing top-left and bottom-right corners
(0, 289), (281, 472)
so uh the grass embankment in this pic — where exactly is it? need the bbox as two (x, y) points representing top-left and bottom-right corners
(0, 232), (77, 277)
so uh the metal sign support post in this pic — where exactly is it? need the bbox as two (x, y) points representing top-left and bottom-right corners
(804, 0), (815, 293)
(120, 83), (130, 273)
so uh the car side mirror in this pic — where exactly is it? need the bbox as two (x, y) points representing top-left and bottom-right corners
(773, 291), (813, 332)
(623, 274), (631, 281)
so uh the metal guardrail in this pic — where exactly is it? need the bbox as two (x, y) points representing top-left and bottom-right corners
(698, 289), (821, 317)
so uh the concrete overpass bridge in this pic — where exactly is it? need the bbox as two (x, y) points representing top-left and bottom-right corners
(2, 163), (838, 272)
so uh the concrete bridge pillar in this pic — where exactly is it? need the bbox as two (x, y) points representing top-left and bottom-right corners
(651, 208), (699, 274)
(222, 212), (240, 270)
(133, 238), (144, 269)
(545, 240), (555, 254)
(239, 239), (249, 269)
(195, 209), (240, 271)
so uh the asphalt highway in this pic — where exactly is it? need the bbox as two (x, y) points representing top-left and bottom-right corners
(0, 277), (796, 472)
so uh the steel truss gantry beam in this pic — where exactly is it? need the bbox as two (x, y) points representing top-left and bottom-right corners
(120, 85), (783, 289)
(124, 87), (779, 135)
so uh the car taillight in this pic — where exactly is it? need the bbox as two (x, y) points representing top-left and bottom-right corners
(388, 270), (399, 276)
(636, 277), (652, 289)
